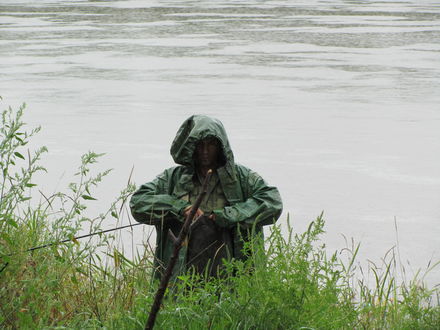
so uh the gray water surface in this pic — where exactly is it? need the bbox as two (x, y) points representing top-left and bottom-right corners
(1, 0), (439, 286)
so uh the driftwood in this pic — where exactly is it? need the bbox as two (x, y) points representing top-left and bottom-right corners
(145, 169), (213, 330)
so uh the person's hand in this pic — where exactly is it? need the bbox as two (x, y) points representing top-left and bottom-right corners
(183, 205), (204, 219)
(208, 213), (216, 221)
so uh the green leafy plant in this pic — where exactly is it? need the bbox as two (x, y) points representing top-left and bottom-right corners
(0, 101), (438, 329)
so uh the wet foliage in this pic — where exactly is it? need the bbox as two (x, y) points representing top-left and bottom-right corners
(0, 102), (439, 329)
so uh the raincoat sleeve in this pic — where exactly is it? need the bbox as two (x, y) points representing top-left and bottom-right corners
(213, 168), (282, 228)
(129, 168), (190, 225)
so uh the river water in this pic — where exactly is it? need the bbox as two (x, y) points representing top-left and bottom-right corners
(1, 0), (439, 287)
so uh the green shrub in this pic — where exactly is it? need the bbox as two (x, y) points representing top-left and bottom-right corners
(0, 101), (438, 329)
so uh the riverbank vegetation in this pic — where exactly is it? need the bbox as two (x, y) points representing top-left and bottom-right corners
(1, 102), (439, 329)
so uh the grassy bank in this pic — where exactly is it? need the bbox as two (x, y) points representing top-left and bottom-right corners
(1, 102), (439, 329)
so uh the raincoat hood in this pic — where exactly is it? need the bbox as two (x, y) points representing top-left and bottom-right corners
(170, 115), (235, 170)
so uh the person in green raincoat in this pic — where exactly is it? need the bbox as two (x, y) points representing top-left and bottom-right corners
(130, 115), (282, 279)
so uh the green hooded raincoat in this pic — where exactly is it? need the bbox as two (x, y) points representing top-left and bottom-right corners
(130, 115), (282, 278)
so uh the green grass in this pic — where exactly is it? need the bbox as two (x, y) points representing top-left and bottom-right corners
(1, 101), (439, 329)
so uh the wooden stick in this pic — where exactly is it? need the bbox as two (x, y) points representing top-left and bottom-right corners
(145, 169), (212, 330)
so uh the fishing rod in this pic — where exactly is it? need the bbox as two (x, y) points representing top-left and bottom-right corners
(0, 222), (143, 260)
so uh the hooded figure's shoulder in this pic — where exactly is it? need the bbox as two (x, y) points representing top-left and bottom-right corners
(155, 165), (192, 182)
(233, 163), (268, 186)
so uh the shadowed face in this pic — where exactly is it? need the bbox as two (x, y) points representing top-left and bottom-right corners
(195, 137), (220, 169)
